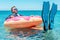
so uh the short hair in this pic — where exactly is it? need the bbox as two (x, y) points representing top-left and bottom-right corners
(11, 6), (17, 11)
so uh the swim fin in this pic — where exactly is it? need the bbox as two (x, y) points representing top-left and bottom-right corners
(41, 2), (50, 31)
(49, 3), (57, 30)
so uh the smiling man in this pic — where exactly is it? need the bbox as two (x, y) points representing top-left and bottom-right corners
(6, 6), (22, 20)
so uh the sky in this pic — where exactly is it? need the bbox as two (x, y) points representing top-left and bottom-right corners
(0, 0), (60, 10)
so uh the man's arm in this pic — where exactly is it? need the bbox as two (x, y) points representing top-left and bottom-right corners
(17, 14), (22, 16)
(5, 14), (14, 20)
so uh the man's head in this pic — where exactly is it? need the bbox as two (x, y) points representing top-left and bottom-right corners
(11, 6), (18, 13)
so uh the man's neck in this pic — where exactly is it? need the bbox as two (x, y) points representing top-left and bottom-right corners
(13, 13), (17, 14)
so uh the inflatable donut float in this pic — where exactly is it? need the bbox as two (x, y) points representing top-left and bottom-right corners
(4, 16), (42, 29)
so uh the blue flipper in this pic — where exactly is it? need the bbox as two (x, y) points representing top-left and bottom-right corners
(49, 3), (57, 30)
(41, 2), (50, 31)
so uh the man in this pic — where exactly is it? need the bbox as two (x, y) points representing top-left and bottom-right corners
(6, 6), (22, 20)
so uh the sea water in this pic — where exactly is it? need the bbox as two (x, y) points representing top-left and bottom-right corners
(0, 10), (60, 40)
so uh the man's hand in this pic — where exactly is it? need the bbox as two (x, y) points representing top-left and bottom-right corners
(10, 16), (14, 18)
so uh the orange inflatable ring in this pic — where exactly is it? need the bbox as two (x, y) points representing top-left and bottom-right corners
(4, 16), (42, 29)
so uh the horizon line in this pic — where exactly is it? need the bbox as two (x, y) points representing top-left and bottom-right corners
(0, 10), (60, 11)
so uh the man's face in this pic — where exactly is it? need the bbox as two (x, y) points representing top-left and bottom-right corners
(12, 7), (18, 13)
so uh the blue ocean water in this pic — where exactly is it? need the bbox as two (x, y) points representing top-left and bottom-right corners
(0, 10), (60, 40)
